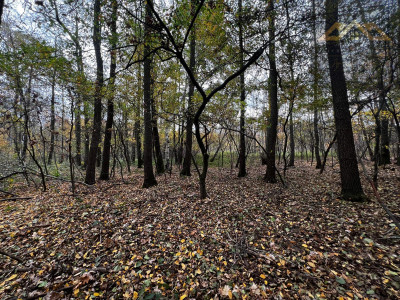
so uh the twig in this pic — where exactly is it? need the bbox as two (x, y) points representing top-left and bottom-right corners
(0, 249), (24, 263)
(0, 171), (27, 181)
(0, 189), (15, 196)
(0, 197), (32, 202)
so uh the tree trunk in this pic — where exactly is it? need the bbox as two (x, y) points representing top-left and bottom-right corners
(85, 0), (104, 185)
(288, 111), (295, 166)
(264, 0), (278, 183)
(325, 0), (365, 201)
(180, 0), (196, 177)
(83, 104), (90, 167)
(152, 98), (165, 174)
(312, 0), (322, 169)
(142, 0), (157, 188)
(48, 69), (56, 165)
(238, 0), (246, 177)
(0, 0), (4, 26)
(100, 0), (117, 180)
(379, 102), (391, 165)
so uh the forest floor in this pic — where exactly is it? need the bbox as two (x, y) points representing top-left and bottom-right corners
(1, 161), (400, 300)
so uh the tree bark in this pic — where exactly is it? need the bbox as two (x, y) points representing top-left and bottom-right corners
(238, 0), (246, 177)
(0, 0), (4, 26)
(264, 0), (278, 183)
(85, 0), (104, 185)
(151, 96), (165, 174)
(142, 0), (157, 188)
(325, 0), (365, 201)
(180, 0), (196, 177)
(48, 69), (56, 164)
(312, 0), (322, 169)
(100, 0), (117, 180)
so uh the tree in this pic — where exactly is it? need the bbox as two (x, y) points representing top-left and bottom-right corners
(85, 0), (104, 185)
(142, 0), (157, 188)
(237, 0), (246, 177)
(0, 0), (4, 26)
(180, 0), (196, 177)
(325, 0), (366, 201)
(264, 0), (278, 183)
(145, 0), (268, 198)
(311, 0), (322, 169)
(100, 0), (118, 180)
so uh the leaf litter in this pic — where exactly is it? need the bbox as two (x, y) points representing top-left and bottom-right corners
(1, 162), (399, 299)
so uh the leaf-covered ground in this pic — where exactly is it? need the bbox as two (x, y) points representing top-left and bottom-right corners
(1, 162), (400, 299)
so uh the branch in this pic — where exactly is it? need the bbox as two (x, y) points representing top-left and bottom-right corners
(0, 249), (24, 263)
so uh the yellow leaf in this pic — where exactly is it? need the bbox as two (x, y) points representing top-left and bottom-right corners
(195, 269), (202, 275)
(5, 274), (17, 282)
(260, 274), (266, 279)
(93, 292), (100, 297)
(181, 239), (185, 243)
(180, 294), (187, 300)
(308, 262), (316, 268)
(181, 263), (186, 270)
(264, 280), (268, 285)
(302, 244), (308, 248)
(133, 291), (139, 299)
(73, 289), (79, 297)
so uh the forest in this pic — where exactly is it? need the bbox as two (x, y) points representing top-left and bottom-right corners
(0, 0), (400, 299)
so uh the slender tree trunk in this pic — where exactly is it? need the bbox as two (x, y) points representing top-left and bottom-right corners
(151, 97), (165, 174)
(289, 110), (295, 166)
(142, 0), (157, 188)
(60, 87), (65, 163)
(325, 0), (365, 201)
(312, 0), (322, 169)
(379, 96), (391, 165)
(238, 0), (246, 177)
(135, 119), (143, 168)
(85, 0), (104, 185)
(100, 0), (117, 180)
(181, 0), (196, 176)
(83, 104), (90, 167)
(74, 17), (82, 167)
(48, 69), (56, 164)
(265, 0), (278, 183)
(134, 62), (143, 168)
(359, 113), (374, 160)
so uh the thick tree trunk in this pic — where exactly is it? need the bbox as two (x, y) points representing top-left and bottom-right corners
(0, 0), (4, 26)
(325, 0), (365, 201)
(142, 1), (157, 188)
(85, 0), (104, 185)
(264, 0), (278, 183)
(238, 0), (246, 177)
(100, 0), (117, 180)
(181, 0), (196, 176)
